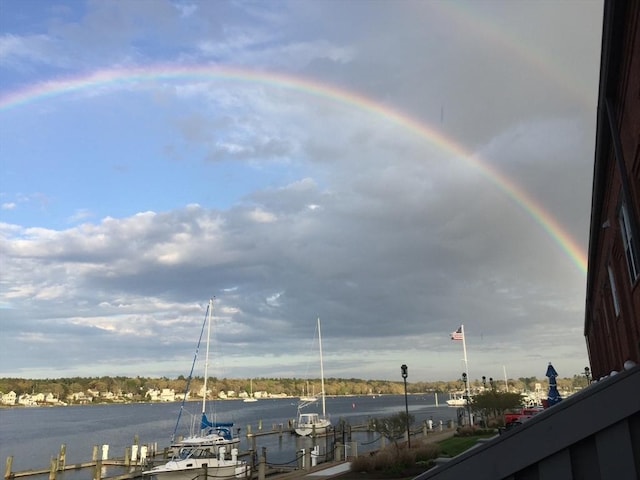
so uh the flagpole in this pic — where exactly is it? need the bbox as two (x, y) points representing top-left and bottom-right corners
(461, 324), (470, 392)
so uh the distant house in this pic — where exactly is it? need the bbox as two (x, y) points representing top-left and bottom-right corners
(159, 389), (175, 402)
(45, 393), (58, 404)
(197, 386), (211, 399)
(32, 393), (45, 403)
(18, 394), (37, 406)
(146, 388), (161, 401)
(1, 391), (16, 405)
(69, 392), (92, 404)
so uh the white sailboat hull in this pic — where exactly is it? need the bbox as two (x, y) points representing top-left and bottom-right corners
(144, 458), (249, 480)
(295, 418), (331, 436)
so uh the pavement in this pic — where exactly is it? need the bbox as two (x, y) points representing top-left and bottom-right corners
(305, 462), (352, 477)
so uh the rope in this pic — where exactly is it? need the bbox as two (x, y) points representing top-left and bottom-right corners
(171, 303), (210, 442)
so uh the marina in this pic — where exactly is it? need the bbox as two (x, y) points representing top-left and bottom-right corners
(0, 395), (457, 480)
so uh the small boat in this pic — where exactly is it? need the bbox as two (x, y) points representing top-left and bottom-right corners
(295, 318), (331, 436)
(299, 381), (317, 402)
(243, 379), (258, 403)
(446, 392), (469, 407)
(143, 446), (249, 480)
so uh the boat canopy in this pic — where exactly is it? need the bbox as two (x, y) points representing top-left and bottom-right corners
(201, 413), (234, 439)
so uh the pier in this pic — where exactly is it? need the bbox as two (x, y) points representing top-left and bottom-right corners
(4, 419), (454, 480)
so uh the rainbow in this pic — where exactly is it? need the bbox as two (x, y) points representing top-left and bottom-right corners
(429, 2), (597, 108)
(0, 64), (588, 274)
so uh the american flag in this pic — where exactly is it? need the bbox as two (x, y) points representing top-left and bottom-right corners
(450, 326), (463, 341)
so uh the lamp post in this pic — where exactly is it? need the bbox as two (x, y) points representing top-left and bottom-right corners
(401, 364), (410, 448)
(482, 376), (487, 390)
(584, 367), (591, 385)
(462, 372), (471, 426)
(489, 377), (495, 391)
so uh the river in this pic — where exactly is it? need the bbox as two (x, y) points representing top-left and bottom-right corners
(0, 394), (458, 479)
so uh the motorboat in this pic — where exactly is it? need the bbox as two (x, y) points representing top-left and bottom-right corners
(143, 446), (249, 480)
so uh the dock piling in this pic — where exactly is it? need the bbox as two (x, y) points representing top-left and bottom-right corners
(258, 455), (265, 480)
(5, 456), (13, 480)
(57, 445), (66, 471)
(93, 457), (102, 480)
(48, 457), (56, 480)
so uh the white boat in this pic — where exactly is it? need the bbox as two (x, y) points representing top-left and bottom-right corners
(143, 446), (249, 480)
(243, 379), (258, 403)
(299, 381), (317, 402)
(295, 318), (331, 436)
(169, 299), (240, 455)
(446, 392), (468, 407)
(169, 423), (238, 454)
(149, 299), (244, 477)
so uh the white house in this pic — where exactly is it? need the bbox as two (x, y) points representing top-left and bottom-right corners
(1, 391), (16, 405)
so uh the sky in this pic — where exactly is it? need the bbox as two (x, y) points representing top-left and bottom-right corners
(0, 0), (604, 383)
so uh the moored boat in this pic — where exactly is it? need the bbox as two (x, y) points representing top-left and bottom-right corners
(295, 318), (331, 436)
(445, 392), (469, 407)
(161, 299), (247, 474)
(143, 446), (249, 480)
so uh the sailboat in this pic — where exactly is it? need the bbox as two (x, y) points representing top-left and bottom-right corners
(295, 318), (331, 436)
(299, 381), (317, 402)
(144, 299), (248, 480)
(243, 379), (258, 403)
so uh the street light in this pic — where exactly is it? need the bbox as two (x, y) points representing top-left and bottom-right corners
(462, 372), (471, 426)
(401, 364), (410, 448)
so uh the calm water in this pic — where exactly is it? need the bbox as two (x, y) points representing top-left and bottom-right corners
(0, 394), (457, 478)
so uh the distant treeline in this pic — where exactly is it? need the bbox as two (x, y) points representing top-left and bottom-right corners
(0, 375), (588, 400)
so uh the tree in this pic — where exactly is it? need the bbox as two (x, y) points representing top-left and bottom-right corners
(371, 412), (415, 453)
(470, 391), (523, 426)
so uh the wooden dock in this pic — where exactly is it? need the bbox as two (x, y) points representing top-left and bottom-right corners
(4, 421), (446, 480)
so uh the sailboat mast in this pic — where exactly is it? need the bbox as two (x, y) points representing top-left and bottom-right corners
(202, 298), (213, 415)
(318, 317), (326, 417)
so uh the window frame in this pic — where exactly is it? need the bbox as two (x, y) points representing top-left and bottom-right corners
(618, 202), (640, 283)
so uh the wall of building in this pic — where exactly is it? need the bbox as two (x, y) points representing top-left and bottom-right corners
(585, 0), (640, 380)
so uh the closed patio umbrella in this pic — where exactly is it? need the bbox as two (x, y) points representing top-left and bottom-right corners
(545, 362), (562, 407)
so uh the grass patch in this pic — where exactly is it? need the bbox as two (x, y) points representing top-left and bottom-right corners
(437, 434), (494, 457)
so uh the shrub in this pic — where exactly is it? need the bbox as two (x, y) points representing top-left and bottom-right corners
(350, 438), (441, 474)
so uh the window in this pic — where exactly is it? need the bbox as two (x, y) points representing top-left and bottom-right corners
(607, 265), (620, 317)
(619, 202), (640, 283)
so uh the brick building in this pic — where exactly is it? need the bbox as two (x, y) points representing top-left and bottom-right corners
(585, 0), (640, 380)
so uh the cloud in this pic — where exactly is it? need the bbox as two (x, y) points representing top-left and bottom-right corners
(0, 0), (600, 381)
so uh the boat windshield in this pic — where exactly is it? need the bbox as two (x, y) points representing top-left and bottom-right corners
(177, 447), (211, 459)
(178, 447), (193, 459)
